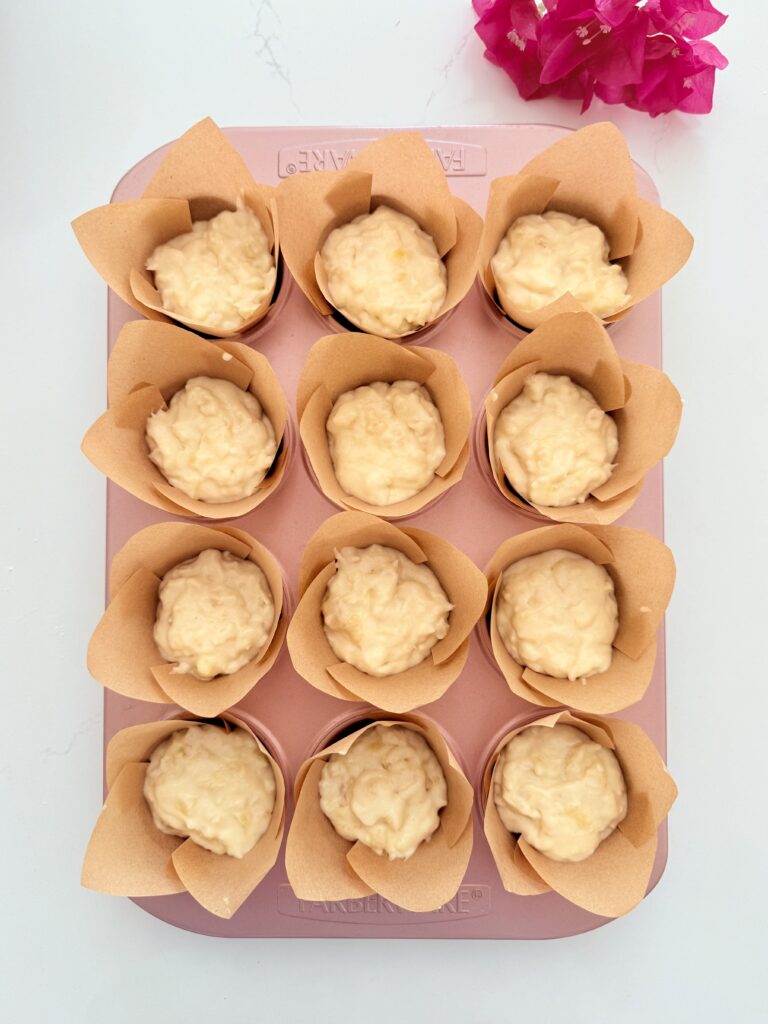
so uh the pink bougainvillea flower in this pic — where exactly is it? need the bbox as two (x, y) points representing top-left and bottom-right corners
(472, 0), (728, 116)
(645, 0), (728, 40)
(599, 32), (728, 114)
(678, 39), (729, 111)
(538, 2), (648, 91)
(473, 0), (553, 100)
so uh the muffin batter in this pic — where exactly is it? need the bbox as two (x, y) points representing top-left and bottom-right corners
(319, 205), (447, 337)
(326, 381), (446, 505)
(146, 376), (277, 503)
(154, 549), (275, 680)
(144, 724), (276, 858)
(319, 724), (447, 859)
(493, 372), (618, 507)
(322, 544), (452, 676)
(491, 211), (629, 320)
(146, 197), (276, 332)
(493, 724), (627, 862)
(495, 548), (618, 680)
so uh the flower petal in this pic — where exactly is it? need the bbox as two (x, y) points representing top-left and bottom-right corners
(690, 36), (729, 69)
(595, 0), (640, 28)
(473, 0), (549, 99)
(676, 65), (715, 112)
(645, 0), (728, 41)
(540, 26), (595, 84)
(589, 10), (649, 85)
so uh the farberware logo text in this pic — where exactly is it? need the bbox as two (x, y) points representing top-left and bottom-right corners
(278, 140), (486, 177)
(277, 884), (491, 923)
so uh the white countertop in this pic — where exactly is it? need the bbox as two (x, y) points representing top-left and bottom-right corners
(2, 1), (765, 1021)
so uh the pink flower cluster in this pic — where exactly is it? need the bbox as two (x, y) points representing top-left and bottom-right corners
(473, 0), (728, 116)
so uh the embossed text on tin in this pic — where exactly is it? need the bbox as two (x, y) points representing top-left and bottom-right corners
(277, 884), (491, 923)
(278, 140), (487, 178)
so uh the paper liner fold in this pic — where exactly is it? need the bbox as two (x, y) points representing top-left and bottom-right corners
(478, 122), (693, 329)
(603, 198), (693, 322)
(276, 132), (481, 339)
(80, 762), (186, 897)
(484, 312), (682, 525)
(483, 710), (677, 918)
(485, 523), (674, 713)
(82, 714), (286, 919)
(81, 320), (289, 520)
(88, 522), (287, 717)
(297, 333), (471, 518)
(340, 132), (458, 255)
(287, 512), (487, 712)
(285, 715), (473, 912)
(72, 117), (280, 338)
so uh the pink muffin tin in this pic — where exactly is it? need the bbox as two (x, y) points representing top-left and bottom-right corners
(100, 125), (670, 938)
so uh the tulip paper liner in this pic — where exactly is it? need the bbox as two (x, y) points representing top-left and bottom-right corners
(484, 311), (682, 524)
(287, 511), (487, 712)
(482, 711), (677, 918)
(72, 116), (280, 338)
(479, 122), (693, 330)
(81, 320), (289, 519)
(276, 132), (482, 339)
(485, 524), (675, 713)
(87, 522), (287, 717)
(81, 714), (286, 919)
(296, 332), (472, 519)
(285, 714), (474, 912)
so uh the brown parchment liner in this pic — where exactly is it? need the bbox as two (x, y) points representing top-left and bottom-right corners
(479, 121), (693, 329)
(276, 132), (482, 339)
(285, 714), (473, 912)
(297, 332), (471, 518)
(72, 117), (280, 338)
(81, 713), (286, 919)
(482, 710), (677, 918)
(485, 524), (675, 713)
(88, 523), (287, 717)
(81, 320), (289, 519)
(484, 311), (682, 524)
(287, 511), (487, 712)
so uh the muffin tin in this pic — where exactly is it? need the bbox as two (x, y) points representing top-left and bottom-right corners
(100, 124), (670, 938)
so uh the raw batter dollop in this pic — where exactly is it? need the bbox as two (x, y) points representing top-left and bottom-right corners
(319, 724), (447, 859)
(322, 544), (452, 676)
(154, 549), (275, 680)
(326, 380), (446, 505)
(319, 205), (447, 337)
(146, 197), (276, 332)
(493, 724), (627, 862)
(146, 376), (277, 503)
(144, 724), (276, 858)
(491, 211), (629, 320)
(493, 372), (618, 507)
(495, 549), (618, 680)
